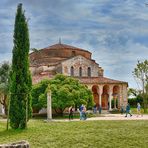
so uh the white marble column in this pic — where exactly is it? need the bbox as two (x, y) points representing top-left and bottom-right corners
(109, 92), (112, 110)
(47, 90), (52, 120)
(109, 86), (113, 110)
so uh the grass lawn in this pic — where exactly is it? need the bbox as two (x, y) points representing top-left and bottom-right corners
(0, 120), (148, 148)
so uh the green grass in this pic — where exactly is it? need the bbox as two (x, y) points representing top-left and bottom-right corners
(0, 120), (148, 148)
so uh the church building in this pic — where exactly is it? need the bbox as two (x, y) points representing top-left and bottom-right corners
(29, 42), (128, 110)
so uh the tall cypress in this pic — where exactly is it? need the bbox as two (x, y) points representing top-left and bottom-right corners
(9, 3), (32, 129)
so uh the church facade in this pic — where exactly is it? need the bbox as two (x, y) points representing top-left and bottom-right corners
(29, 43), (128, 110)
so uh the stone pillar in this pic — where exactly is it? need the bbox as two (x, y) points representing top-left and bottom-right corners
(109, 92), (112, 110)
(99, 85), (103, 107)
(109, 85), (113, 110)
(47, 90), (52, 120)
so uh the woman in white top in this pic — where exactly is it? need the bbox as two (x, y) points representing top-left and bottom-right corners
(137, 103), (142, 117)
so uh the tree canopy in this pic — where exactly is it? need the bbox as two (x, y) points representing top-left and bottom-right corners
(133, 60), (148, 113)
(32, 74), (93, 115)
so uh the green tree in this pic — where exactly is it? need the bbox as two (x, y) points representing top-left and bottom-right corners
(0, 62), (10, 115)
(49, 74), (93, 115)
(32, 79), (50, 113)
(133, 60), (148, 113)
(9, 3), (32, 129)
(32, 74), (93, 115)
(128, 88), (139, 98)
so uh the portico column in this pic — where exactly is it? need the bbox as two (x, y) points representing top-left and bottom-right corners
(109, 92), (112, 110)
(99, 85), (103, 107)
(109, 86), (113, 110)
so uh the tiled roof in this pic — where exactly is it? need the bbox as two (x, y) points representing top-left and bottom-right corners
(77, 77), (128, 85)
(43, 43), (91, 53)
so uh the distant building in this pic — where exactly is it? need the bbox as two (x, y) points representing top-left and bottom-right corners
(29, 42), (128, 110)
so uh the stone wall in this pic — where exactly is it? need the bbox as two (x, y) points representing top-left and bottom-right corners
(61, 55), (103, 77)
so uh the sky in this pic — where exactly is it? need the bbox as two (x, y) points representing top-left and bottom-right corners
(0, 0), (148, 89)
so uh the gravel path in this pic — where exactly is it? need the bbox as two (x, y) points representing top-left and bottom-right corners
(1, 114), (148, 122)
(51, 114), (148, 122)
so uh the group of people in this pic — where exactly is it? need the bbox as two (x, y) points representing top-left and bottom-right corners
(121, 102), (142, 117)
(93, 104), (102, 114)
(68, 102), (142, 120)
(68, 104), (87, 120)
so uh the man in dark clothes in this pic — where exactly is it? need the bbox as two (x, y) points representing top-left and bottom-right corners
(125, 103), (132, 117)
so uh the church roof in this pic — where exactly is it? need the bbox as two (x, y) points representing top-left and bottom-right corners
(78, 77), (128, 85)
(42, 43), (91, 54)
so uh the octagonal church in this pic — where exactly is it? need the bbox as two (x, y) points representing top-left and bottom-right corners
(29, 42), (128, 110)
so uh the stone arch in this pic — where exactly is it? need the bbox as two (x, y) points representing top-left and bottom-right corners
(70, 66), (74, 76)
(92, 85), (99, 107)
(87, 67), (91, 77)
(79, 67), (82, 77)
(102, 85), (109, 109)
(113, 85), (120, 108)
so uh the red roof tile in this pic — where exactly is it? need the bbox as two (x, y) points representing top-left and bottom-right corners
(76, 77), (128, 85)
(42, 43), (91, 53)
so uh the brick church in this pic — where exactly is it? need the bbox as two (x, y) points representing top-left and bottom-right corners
(29, 42), (128, 110)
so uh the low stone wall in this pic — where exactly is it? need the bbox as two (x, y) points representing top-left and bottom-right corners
(0, 140), (29, 148)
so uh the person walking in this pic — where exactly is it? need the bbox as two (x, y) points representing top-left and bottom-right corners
(69, 106), (73, 120)
(120, 104), (124, 114)
(93, 104), (97, 114)
(137, 103), (142, 117)
(82, 105), (87, 120)
(125, 103), (132, 117)
(79, 104), (84, 120)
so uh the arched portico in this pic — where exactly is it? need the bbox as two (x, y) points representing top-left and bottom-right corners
(90, 83), (126, 111)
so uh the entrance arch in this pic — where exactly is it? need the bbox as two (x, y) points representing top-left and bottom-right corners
(113, 85), (120, 108)
(92, 85), (99, 107)
(102, 85), (109, 109)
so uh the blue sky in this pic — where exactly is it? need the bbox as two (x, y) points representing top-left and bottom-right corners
(0, 0), (148, 88)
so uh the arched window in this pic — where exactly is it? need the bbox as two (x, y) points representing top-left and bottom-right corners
(88, 67), (91, 77)
(70, 66), (74, 76)
(72, 51), (76, 56)
(79, 67), (82, 77)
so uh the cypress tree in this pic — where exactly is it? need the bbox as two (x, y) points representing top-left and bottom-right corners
(9, 3), (32, 129)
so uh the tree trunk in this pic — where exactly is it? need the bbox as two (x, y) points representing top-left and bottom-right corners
(3, 95), (7, 115)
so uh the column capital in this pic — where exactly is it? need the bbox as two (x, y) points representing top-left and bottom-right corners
(99, 85), (103, 94)
(109, 85), (113, 92)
